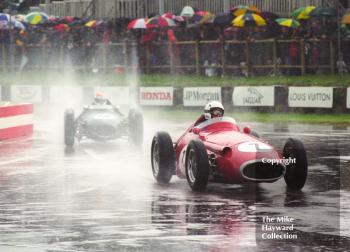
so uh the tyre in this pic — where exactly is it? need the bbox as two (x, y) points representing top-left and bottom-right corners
(128, 109), (143, 145)
(283, 138), (308, 190)
(185, 140), (210, 192)
(64, 109), (75, 147)
(151, 132), (176, 183)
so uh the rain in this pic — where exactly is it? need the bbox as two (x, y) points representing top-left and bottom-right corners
(0, 1), (350, 252)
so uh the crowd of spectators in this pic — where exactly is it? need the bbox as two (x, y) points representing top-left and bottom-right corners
(0, 15), (349, 76)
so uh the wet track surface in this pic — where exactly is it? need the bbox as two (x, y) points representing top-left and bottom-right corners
(0, 108), (350, 252)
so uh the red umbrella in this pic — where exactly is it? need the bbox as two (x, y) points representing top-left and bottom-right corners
(146, 16), (176, 28)
(162, 12), (175, 19)
(54, 23), (69, 32)
(127, 18), (148, 29)
(64, 16), (74, 23)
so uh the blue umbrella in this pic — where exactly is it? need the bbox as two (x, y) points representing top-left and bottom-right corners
(0, 13), (25, 30)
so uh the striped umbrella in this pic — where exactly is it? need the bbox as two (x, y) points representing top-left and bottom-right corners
(24, 12), (49, 25)
(291, 6), (315, 20)
(231, 5), (260, 17)
(276, 18), (300, 28)
(232, 13), (266, 27)
(127, 18), (148, 29)
(146, 16), (176, 28)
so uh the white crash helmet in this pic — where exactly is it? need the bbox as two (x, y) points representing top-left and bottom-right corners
(204, 101), (224, 119)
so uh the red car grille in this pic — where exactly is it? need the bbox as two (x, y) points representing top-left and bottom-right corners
(241, 161), (285, 181)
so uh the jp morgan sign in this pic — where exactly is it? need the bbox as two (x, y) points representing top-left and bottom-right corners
(232, 86), (275, 106)
(183, 87), (221, 106)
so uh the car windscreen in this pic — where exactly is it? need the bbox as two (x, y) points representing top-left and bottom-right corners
(196, 117), (238, 131)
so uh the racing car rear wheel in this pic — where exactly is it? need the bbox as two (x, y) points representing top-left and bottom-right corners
(283, 138), (308, 190)
(128, 109), (143, 145)
(151, 132), (176, 184)
(186, 140), (210, 192)
(64, 109), (75, 147)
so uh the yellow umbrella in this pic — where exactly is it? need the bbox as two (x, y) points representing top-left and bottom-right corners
(198, 12), (215, 24)
(291, 6), (315, 20)
(85, 20), (97, 28)
(232, 13), (266, 27)
(231, 5), (260, 17)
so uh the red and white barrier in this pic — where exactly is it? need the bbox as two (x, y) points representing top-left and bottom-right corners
(0, 103), (33, 140)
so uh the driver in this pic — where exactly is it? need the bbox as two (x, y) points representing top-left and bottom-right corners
(92, 92), (112, 105)
(194, 101), (224, 126)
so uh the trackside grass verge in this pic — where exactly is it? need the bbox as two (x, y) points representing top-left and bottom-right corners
(1, 71), (350, 87)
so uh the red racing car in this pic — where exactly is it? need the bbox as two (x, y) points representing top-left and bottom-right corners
(151, 116), (308, 192)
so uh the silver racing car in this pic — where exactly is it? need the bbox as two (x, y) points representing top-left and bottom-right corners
(64, 105), (143, 147)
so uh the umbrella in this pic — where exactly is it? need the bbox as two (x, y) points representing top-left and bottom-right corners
(309, 6), (336, 18)
(213, 12), (234, 26)
(291, 6), (315, 20)
(64, 16), (74, 23)
(162, 12), (175, 19)
(193, 11), (214, 24)
(146, 16), (176, 28)
(24, 12), (49, 25)
(231, 5), (260, 17)
(127, 18), (148, 29)
(232, 13), (266, 27)
(54, 23), (69, 32)
(181, 6), (195, 17)
(25, 12), (49, 25)
(161, 13), (185, 22)
(85, 20), (97, 28)
(276, 18), (300, 28)
(0, 13), (10, 28)
(0, 14), (25, 30)
(342, 14), (350, 24)
(11, 19), (25, 30)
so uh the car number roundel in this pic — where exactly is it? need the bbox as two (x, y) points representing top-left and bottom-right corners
(238, 142), (273, 152)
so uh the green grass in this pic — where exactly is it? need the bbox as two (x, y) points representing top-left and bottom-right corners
(145, 109), (350, 124)
(1, 71), (350, 87)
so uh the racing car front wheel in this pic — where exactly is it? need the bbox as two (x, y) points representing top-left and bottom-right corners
(283, 138), (308, 190)
(64, 109), (75, 147)
(151, 132), (176, 184)
(186, 140), (210, 192)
